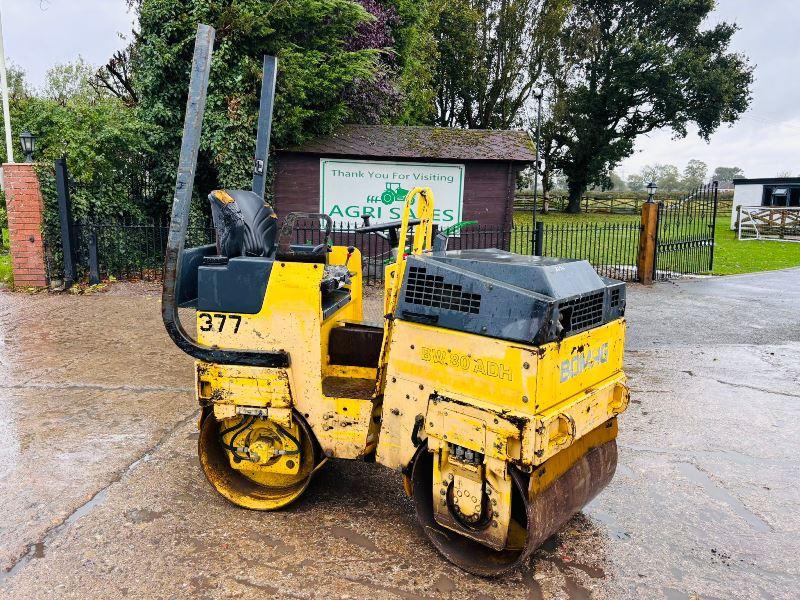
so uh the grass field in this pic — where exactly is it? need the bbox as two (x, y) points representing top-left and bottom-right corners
(0, 229), (11, 285)
(513, 210), (800, 275)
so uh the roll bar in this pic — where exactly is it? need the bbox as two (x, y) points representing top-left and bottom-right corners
(161, 24), (289, 368)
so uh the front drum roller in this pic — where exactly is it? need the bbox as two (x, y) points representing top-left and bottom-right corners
(411, 431), (618, 577)
(198, 410), (320, 510)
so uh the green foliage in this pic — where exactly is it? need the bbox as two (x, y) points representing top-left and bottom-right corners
(134, 0), (393, 206)
(42, 57), (98, 105)
(627, 160), (710, 193)
(682, 159), (708, 190)
(712, 165), (745, 184)
(1, 63), (154, 275)
(544, 0), (753, 212)
(386, 0), (438, 124)
(626, 173), (644, 192)
(606, 171), (626, 192)
(431, 0), (568, 128)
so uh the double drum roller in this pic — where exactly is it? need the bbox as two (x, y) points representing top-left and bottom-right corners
(162, 24), (630, 576)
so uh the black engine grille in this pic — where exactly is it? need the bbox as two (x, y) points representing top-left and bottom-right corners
(558, 291), (605, 334)
(405, 266), (482, 314)
(610, 288), (621, 308)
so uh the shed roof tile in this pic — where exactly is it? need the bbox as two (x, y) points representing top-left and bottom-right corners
(283, 125), (536, 162)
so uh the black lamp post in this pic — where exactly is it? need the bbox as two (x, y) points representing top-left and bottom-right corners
(20, 130), (35, 163)
(646, 181), (658, 203)
(531, 88), (543, 219)
(531, 87), (543, 254)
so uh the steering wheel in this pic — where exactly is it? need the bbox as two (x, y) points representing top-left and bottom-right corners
(355, 218), (421, 234)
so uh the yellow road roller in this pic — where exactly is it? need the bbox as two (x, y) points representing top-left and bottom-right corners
(162, 25), (629, 576)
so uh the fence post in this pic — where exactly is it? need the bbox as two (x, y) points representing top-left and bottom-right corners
(54, 157), (78, 287)
(534, 221), (544, 256)
(637, 201), (659, 285)
(708, 181), (719, 270)
(88, 229), (100, 285)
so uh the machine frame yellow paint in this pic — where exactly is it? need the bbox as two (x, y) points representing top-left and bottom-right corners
(192, 186), (629, 556)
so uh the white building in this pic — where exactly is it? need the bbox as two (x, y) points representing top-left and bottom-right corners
(731, 177), (800, 229)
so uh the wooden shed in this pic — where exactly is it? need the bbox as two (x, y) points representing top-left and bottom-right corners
(274, 125), (535, 231)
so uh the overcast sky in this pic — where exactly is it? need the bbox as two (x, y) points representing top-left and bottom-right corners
(3, 0), (798, 179)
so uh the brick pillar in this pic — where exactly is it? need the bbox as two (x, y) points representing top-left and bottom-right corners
(4, 163), (48, 287)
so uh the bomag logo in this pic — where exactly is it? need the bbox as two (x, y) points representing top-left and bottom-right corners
(560, 343), (609, 383)
(420, 347), (513, 382)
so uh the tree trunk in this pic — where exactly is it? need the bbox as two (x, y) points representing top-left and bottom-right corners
(566, 180), (585, 213)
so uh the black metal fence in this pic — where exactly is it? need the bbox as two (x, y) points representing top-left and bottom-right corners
(47, 159), (718, 287)
(654, 182), (718, 279)
(66, 219), (642, 286)
(291, 222), (540, 284)
(72, 219), (215, 282)
(538, 221), (640, 281)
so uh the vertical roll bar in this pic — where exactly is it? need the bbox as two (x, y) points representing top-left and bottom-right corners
(161, 24), (289, 368)
(252, 55), (277, 199)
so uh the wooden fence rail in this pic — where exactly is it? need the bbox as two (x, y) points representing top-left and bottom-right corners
(737, 206), (800, 241)
(515, 191), (733, 215)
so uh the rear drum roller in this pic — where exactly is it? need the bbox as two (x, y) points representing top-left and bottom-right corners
(411, 438), (618, 577)
(198, 411), (319, 510)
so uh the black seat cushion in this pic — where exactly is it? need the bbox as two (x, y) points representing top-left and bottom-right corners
(209, 190), (278, 257)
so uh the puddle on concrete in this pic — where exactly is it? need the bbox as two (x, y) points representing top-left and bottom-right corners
(328, 525), (380, 553)
(622, 443), (786, 469)
(0, 486), (110, 585)
(675, 463), (771, 533)
(0, 411), (195, 586)
(125, 509), (164, 524)
(616, 463), (636, 478)
(588, 510), (631, 540)
(31, 543), (44, 560)
(430, 574), (456, 595)
(0, 395), (20, 480)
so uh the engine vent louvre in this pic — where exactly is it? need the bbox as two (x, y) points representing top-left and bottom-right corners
(610, 288), (621, 308)
(559, 291), (605, 334)
(405, 266), (482, 314)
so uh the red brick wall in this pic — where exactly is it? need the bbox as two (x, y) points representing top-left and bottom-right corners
(274, 153), (523, 230)
(3, 163), (48, 287)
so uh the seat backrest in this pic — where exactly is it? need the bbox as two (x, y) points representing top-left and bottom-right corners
(209, 189), (278, 257)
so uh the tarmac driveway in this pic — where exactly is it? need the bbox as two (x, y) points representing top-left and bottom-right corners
(0, 269), (798, 599)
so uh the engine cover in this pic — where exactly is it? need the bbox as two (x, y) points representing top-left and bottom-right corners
(395, 249), (625, 345)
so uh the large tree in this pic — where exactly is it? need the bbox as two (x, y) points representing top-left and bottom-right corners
(712, 165), (745, 185)
(432, 0), (568, 129)
(544, 0), (752, 212)
(682, 158), (708, 190)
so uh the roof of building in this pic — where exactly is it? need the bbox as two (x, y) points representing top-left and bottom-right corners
(733, 177), (800, 185)
(283, 124), (536, 162)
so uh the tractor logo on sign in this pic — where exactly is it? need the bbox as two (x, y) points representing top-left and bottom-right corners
(367, 182), (415, 206)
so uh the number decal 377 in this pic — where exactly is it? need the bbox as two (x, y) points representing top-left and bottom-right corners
(198, 313), (242, 334)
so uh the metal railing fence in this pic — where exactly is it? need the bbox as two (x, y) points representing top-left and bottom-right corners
(67, 219), (641, 285)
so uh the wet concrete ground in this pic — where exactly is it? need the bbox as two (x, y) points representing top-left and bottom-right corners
(0, 269), (798, 599)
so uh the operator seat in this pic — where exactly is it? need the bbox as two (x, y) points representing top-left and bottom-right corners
(209, 189), (278, 257)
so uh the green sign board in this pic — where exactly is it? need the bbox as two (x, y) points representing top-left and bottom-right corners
(320, 159), (464, 226)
